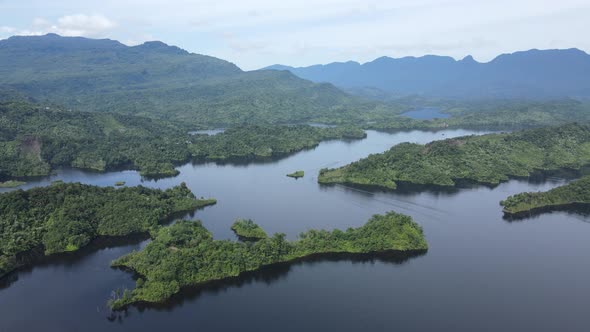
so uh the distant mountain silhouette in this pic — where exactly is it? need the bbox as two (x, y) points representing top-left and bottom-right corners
(263, 49), (590, 99)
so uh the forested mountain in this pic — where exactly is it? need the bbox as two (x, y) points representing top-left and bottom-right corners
(264, 49), (590, 99)
(0, 34), (384, 126)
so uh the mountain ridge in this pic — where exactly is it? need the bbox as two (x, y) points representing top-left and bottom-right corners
(0, 34), (384, 126)
(262, 48), (590, 99)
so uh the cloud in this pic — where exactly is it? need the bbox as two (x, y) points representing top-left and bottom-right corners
(4, 14), (117, 38)
(0, 26), (15, 33)
(56, 14), (116, 36)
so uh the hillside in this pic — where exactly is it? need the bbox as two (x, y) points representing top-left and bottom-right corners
(0, 34), (384, 126)
(318, 124), (590, 189)
(264, 49), (590, 100)
(0, 100), (368, 179)
(501, 176), (590, 216)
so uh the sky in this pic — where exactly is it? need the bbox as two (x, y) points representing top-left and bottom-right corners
(1, 0), (589, 70)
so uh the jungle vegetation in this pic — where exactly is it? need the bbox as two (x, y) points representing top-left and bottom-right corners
(366, 100), (590, 131)
(189, 125), (366, 161)
(0, 100), (366, 179)
(0, 182), (215, 278)
(0, 180), (26, 188)
(0, 100), (192, 178)
(501, 176), (590, 215)
(0, 34), (392, 127)
(5, 35), (587, 131)
(109, 211), (427, 308)
(231, 219), (268, 240)
(319, 124), (590, 189)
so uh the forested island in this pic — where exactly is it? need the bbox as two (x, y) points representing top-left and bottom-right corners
(319, 124), (590, 189)
(231, 219), (268, 240)
(501, 176), (590, 216)
(0, 100), (366, 179)
(109, 211), (427, 309)
(287, 171), (304, 178)
(0, 182), (215, 278)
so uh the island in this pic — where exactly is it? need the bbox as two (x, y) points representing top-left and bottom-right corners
(501, 176), (590, 216)
(0, 180), (26, 188)
(231, 219), (268, 240)
(109, 211), (428, 309)
(115, 181), (126, 186)
(319, 124), (590, 189)
(0, 182), (215, 278)
(287, 170), (304, 178)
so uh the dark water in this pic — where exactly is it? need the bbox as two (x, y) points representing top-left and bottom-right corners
(402, 107), (450, 120)
(1, 129), (590, 332)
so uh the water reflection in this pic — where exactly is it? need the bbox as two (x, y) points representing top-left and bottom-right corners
(503, 204), (590, 222)
(2, 128), (589, 332)
(114, 250), (427, 314)
(0, 234), (149, 290)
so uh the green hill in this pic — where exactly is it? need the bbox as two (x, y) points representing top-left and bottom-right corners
(0, 34), (385, 126)
(501, 176), (590, 215)
(319, 124), (590, 189)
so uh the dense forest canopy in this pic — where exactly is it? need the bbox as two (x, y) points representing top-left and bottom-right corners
(0, 100), (367, 179)
(0, 182), (215, 278)
(501, 176), (590, 215)
(0, 100), (192, 178)
(367, 99), (590, 131)
(319, 123), (590, 189)
(110, 212), (427, 308)
(231, 219), (268, 240)
(189, 125), (365, 160)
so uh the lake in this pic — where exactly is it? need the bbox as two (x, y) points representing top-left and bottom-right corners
(1, 129), (589, 332)
(402, 107), (450, 120)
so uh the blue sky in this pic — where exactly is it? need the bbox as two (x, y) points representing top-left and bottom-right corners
(1, 0), (589, 70)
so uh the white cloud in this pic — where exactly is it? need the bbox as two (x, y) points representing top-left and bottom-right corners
(55, 14), (116, 36)
(5, 14), (117, 38)
(0, 26), (16, 33)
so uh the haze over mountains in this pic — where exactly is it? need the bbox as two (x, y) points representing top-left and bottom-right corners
(264, 49), (590, 100)
(0, 34), (381, 126)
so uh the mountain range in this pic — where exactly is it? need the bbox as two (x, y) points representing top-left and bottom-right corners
(264, 49), (590, 100)
(0, 34), (382, 126)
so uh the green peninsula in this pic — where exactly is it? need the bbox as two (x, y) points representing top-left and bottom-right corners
(0, 101), (366, 179)
(319, 124), (590, 189)
(0, 182), (215, 278)
(189, 125), (365, 160)
(501, 176), (590, 216)
(231, 219), (268, 240)
(109, 211), (427, 308)
(0, 180), (26, 188)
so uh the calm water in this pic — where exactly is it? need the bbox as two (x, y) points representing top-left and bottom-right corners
(402, 107), (450, 120)
(1, 129), (589, 332)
